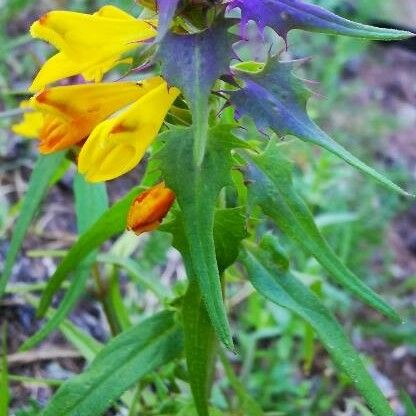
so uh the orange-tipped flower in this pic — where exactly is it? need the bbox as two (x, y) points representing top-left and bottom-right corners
(30, 79), (169, 154)
(127, 183), (175, 235)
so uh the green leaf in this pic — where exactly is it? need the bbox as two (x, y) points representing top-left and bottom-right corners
(42, 311), (183, 416)
(0, 152), (66, 298)
(163, 207), (246, 415)
(213, 208), (248, 273)
(158, 18), (235, 164)
(230, 59), (412, 197)
(157, 126), (247, 350)
(23, 294), (102, 363)
(400, 390), (416, 416)
(59, 320), (102, 363)
(241, 241), (394, 416)
(182, 280), (217, 416)
(244, 143), (399, 321)
(0, 325), (9, 416)
(97, 254), (170, 300)
(20, 174), (108, 351)
(37, 186), (142, 317)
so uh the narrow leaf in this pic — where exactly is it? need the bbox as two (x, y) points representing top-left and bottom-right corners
(241, 242), (394, 416)
(228, 0), (414, 41)
(244, 143), (399, 321)
(97, 254), (170, 300)
(156, 0), (181, 41)
(20, 174), (108, 351)
(0, 325), (9, 416)
(0, 152), (66, 298)
(230, 59), (411, 197)
(157, 127), (247, 349)
(400, 390), (416, 416)
(59, 320), (102, 363)
(182, 280), (217, 416)
(164, 207), (246, 415)
(37, 186), (142, 317)
(43, 311), (183, 416)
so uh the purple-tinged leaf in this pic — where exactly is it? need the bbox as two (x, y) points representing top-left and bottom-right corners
(156, 0), (181, 41)
(229, 58), (412, 197)
(228, 0), (414, 42)
(158, 17), (236, 165)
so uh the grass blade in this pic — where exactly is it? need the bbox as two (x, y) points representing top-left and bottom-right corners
(20, 174), (108, 351)
(37, 186), (142, 317)
(0, 152), (66, 298)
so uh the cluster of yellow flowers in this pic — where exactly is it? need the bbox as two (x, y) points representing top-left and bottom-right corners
(13, 5), (179, 182)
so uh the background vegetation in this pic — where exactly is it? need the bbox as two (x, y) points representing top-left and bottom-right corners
(0, 0), (415, 414)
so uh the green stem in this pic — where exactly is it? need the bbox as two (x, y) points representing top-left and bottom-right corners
(92, 265), (120, 336)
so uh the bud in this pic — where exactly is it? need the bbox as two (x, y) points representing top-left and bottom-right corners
(127, 182), (176, 235)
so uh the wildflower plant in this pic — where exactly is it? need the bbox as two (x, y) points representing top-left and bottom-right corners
(3, 0), (415, 414)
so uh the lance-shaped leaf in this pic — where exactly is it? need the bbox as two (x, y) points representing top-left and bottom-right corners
(156, 126), (247, 349)
(158, 18), (235, 165)
(0, 152), (66, 298)
(228, 0), (414, 42)
(156, 0), (181, 41)
(37, 186), (143, 317)
(229, 58), (411, 197)
(162, 208), (247, 415)
(42, 311), (183, 416)
(0, 325), (9, 416)
(182, 280), (217, 416)
(20, 174), (108, 351)
(240, 240), (394, 416)
(244, 143), (399, 321)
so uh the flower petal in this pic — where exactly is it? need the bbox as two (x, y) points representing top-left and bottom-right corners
(29, 51), (132, 92)
(29, 6), (157, 90)
(78, 80), (180, 182)
(33, 79), (163, 153)
(30, 8), (156, 61)
(11, 101), (44, 139)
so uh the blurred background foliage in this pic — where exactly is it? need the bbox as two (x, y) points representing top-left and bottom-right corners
(0, 0), (416, 415)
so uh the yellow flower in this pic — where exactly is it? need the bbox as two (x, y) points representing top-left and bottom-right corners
(23, 5), (179, 183)
(29, 6), (157, 92)
(127, 182), (176, 235)
(31, 80), (158, 153)
(78, 79), (179, 182)
(11, 101), (43, 138)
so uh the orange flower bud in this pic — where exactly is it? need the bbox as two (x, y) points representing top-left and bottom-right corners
(127, 183), (175, 235)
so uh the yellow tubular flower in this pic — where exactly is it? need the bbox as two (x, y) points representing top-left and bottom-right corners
(32, 80), (160, 153)
(127, 182), (176, 235)
(29, 6), (157, 92)
(78, 80), (180, 182)
(11, 101), (43, 138)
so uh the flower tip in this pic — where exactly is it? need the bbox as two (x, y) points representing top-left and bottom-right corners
(39, 13), (49, 25)
(29, 15), (46, 38)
